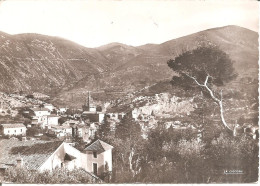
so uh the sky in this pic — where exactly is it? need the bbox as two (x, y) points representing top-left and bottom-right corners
(0, 0), (258, 48)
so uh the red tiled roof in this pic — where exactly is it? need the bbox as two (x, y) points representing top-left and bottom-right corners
(84, 139), (113, 152)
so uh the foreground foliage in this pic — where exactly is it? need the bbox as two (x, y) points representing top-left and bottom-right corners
(4, 167), (99, 184)
(98, 115), (258, 183)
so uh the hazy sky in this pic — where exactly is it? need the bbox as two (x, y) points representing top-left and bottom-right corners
(0, 0), (258, 48)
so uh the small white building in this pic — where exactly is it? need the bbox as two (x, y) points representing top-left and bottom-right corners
(44, 104), (54, 112)
(73, 125), (91, 143)
(106, 112), (126, 120)
(58, 108), (68, 114)
(0, 123), (27, 136)
(31, 107), (50, 118)
(49, 125), (73, 137)
(32, 92), (50, 99)
(63, 119), (79, 126)
(131, 109), (139, 120)
(42, 114), (60, 128)
(31, 107), (51, 124)
(84, 139), (114, 176)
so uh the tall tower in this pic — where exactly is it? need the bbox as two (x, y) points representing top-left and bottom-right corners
(86, 91), (91, 108)
(86, 91), (96, 112)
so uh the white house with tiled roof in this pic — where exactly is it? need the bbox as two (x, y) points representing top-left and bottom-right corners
(0, 123), (26, 136)
(48, 125), (73, 138)
(42, 114), (60, 128)
(84, 139), (114, 176)
(31, 107), (50, 117)
(31, 107), (51, 126)
(0, 139), (107, 182)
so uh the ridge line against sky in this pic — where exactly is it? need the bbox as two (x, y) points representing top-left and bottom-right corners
(0, 0), (258, 48)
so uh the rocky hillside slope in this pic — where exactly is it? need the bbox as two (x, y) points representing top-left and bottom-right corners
(54, 25), (258, 107)
(0, 32), (109, 94)
(0, 25), (258, 108)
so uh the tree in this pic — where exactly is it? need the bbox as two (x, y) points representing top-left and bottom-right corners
(65, 108), (74, 116)
(27, 127), (40, 137)
(97, 115), (111, 140)
(101, 161), (112, 182)
(51, 109), (57, 115)
(116, 114), (142, 141)
(26, 94), (34, 99)
(73, 135), (86, 152)
(167, 46), (237, 132)
(23, 118), (32, 126)
(58, 117), (67, 125)
(39, 103), (44, 108)
(113, 115), (145, 180)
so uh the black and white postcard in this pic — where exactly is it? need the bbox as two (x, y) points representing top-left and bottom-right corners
(0, 0), (258, 184)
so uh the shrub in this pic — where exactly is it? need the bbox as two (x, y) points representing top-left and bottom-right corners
(4, 167), (98, 184)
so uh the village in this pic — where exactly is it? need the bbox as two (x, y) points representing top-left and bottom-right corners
(0, 91), (129, 182)
(1, 89), (259, 183)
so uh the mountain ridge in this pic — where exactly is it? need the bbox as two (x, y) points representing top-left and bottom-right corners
(0, 25), (258, 107)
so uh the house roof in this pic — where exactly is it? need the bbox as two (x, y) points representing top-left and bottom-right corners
(0, 139), (63, 170)
(82, 111), (97, 115)
(46, 114), (59, 118)
(1, 123), (26, 128)
(31, 107), (50, 112)
(51, 125), (71, 129)
(84, 139), (113, 153)
(44, 104), (53, 106)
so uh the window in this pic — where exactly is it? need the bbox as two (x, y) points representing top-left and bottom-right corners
(93, 152), (97, 158)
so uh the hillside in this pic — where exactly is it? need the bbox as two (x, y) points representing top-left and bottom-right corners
(0, 32), (109, 94)
(0, 25), (258, 107)
(54, 25), (258, 107)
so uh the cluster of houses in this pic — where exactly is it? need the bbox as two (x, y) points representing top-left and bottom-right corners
(0, 92), (124, 182)
(0, 89), (259, 183)
(0, 92), (130, 141)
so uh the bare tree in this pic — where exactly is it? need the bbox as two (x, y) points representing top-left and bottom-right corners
(167, 46), (237, 132)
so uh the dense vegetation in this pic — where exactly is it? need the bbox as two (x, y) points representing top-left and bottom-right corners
(168, 46), (237, 131)
(96, 46), (258, 183)
(4, 167), (101, 184)
(97, 115), (258, 183)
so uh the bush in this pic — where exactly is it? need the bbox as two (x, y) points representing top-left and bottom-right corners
(119, 122), (259, 184)
(4, 167), (99, 184)
(26, 127), (40, 137)
(26, 95), (34, 99)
